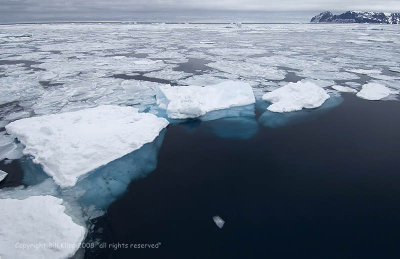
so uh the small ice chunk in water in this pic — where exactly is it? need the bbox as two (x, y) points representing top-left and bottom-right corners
(157, 81), (255, 119)
(213, 216), (225, 229)
(332, 85), (357, 93)
(262, 81), (330, 113)
(356, 83), (398, 101)
(0, 170), (7, 182)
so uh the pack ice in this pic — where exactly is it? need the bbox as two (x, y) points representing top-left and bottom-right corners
(0, 195), (86, 259)
(156, 81), (255, 119)
(5, 105), (169, 187)
(262, 81), (330, 113)
(356, 83), (398, 101)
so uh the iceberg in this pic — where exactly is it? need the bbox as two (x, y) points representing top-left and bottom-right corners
(6, 105), (168, 187)
(156, 81), (255, 119)
(262, 81), (330, 113)
(0, 170), (7, 182)
(356, 83), (398, 101)
(0, 195), (86, 259)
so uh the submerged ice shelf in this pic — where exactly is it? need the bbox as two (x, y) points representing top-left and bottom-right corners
(6, 105), (168, 187)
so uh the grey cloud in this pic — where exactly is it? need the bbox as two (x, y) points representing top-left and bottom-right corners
(1, 0), (400, 22)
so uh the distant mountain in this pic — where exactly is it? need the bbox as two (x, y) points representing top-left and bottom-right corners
(311, 11), (400, 24)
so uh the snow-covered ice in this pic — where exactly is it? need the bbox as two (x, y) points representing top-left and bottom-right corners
(259, 94), (343, 128)
(332, 85), (358, 93)
(157, 81), (255, 119)
(213, 216), (225, 229)
(348, 69), (382, 75)
(62, 131), (166, 210)
(0, 133), (24, 161)
(6, 105), (169, 187)
(0, 195), (86, 259)
(356, 83), (398, 101)
(262, 81), (330, 112)
(0, 170), (7, 182)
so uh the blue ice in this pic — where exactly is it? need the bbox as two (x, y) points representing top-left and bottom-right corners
(258, 95), (344, 128)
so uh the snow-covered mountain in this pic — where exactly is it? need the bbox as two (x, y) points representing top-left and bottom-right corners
(311, 11), (400, 24)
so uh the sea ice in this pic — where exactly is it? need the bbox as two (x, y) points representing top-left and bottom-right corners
(0, 195), (86, 259)
(389, 67), (400, 73)
(258, 95), (343, 128)
(356, 83), (398, 101)
(0, 133), (24, 161)
(0, 170), (7, 182)
(61, 131), (166, 211)
(213, 216), (225, 229)
(6, 105), (168, 187)
(348, 69), (382, 75)
(156, 81), (255, 119)
(143, 69), (191, 81)
(262, 81), (330, 112)
(332, 85), (358, 93)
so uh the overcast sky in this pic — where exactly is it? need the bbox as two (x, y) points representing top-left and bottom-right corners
(1, 0), (400, 23)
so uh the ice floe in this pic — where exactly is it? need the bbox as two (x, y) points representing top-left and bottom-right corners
(156, 81), (255, 119)
(348, 69), (382, 75)
(0, 133), (24, 161)
(0, 195), (86, 259)
(213, 216), (225, 229)
(332, 85), (358, 93)
(0, 170), (7, 182)
(258, 94), (343, 128)
(262, 81), (330, 112)
(6, 105), (168, 187)
(356, 83), (398, 101)
(61, 131), (166, 211)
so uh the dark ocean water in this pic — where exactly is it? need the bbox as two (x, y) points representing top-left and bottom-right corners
(84, 94), (400, 259)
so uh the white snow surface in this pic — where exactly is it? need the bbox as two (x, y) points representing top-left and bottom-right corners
(356, 83), (398, 100)
(262, 81), (330, 112)
(5, 105), (169, 187)
(157, 81), (255, 119)
(0, 195), (86, 259)
(0, 170), (7, 182)
(332, 85), (358, 93)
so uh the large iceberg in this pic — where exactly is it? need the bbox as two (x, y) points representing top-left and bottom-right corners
(356, 83), (398, 101)
(156, 81), (256, 119)
(0, 195), (86, 259)
(5, 105), (168, 187)
(262, 81), (330, 113)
